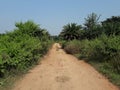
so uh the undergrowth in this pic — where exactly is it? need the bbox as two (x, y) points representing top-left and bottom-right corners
(0, 21), (53, 89)
(62, 35), (120, 87)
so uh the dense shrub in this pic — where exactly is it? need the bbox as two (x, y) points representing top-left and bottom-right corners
(89, 35), (120, 62)
(0, 21), (52, 77)
(102, 16), (120, 36)
(0, 34), (50, 77)
(63, 35), (120, 73)
(94, 35), (120, 72)
(60, 14), (120, 86)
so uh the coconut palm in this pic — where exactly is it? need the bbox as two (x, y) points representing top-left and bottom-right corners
(59, 23), (82, 40)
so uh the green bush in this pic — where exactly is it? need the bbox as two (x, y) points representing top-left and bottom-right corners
(109, 53), (120, 73)
(63, 35), (120, 73)
(0, 35), (38, 76)
(88, 35), (120, 64)
(77, 40), (91, 58)
(0, 21), (52, 77)
(89, 35), (120, 73)
(62, 36), (120, 86)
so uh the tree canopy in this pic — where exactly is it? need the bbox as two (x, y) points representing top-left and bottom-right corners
(59, 23), (82, 40)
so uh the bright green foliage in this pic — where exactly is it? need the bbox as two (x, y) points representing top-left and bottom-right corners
(62, 36), (120, 86)
(60, 13), (120, 87)
(15, 20), (39, 36)
(63, 35), (120, 73)
(89, 35), (120, 62)
(0, 21), (51, 77)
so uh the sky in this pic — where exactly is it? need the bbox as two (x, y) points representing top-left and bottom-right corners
(0, 0), (120, 35)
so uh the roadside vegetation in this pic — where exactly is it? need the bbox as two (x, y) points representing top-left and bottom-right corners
(59, 13), (120, 87)
(0, 13), (120, 89)
(0, 21), (52, 89)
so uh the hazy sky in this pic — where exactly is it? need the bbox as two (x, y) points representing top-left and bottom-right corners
(0, 0), (120, 35)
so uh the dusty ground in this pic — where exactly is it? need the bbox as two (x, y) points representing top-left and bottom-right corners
(13, 43), (119, 90)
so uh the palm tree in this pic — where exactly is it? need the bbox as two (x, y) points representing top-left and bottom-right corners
(15, 20), (39, 36)
(15, 20), (50, 40)
(59, 23), (82, 40)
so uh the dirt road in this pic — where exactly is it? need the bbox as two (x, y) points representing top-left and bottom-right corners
(13, 43), (119, 90)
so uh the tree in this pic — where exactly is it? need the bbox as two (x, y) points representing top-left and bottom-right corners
(14, 20), (50, 40)
(102, 16), (120, 36)
(15, 20), (40, 36)
(59, 23), (82, 40)
(83, 13), (102, 39)
(33, 29), (50, 41)
(84, 13), (100, 30)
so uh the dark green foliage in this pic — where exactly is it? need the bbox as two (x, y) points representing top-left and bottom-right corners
(102, 16), (120, 36)
(51, 35), (60, 41)
(83, 25), (103, 39)
(59, 13), (104, 40)
(83, 13), (103, 39)
(33, 29), (50, 41)
(15, 20), (50, 40)
(84, 13), (100, 30)
(59, 23), (82, 40)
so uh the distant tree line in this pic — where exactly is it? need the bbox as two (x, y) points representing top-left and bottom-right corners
(59, 13), (120, 40)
